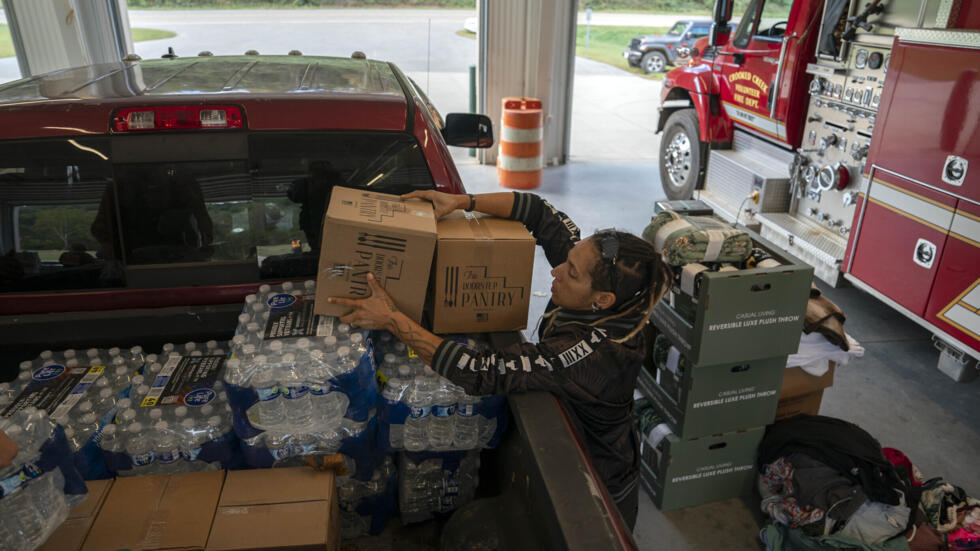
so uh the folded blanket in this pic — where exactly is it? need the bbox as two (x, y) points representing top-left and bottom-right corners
(642, 210), (753, 266)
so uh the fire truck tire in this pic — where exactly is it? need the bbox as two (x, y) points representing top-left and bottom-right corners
(659, 109), (704, 200)
(641, 51), (667, 74)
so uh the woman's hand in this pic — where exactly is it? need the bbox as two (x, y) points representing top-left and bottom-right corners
(402, 190), (467, 220)
(328, 273), (401, 331)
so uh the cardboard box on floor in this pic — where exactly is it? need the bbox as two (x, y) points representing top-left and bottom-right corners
(38, 479), (113, 551)
(430, 211), (535, 333)
(774, 362), (836, 421)
(206, 467), (338, 551)
(82, 470), (224, 551)
(315, 187), (437, 323)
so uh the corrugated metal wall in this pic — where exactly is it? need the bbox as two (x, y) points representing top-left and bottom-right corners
(479, 0), (577, 167)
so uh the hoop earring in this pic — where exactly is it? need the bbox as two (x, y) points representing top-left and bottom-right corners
(591, 302), (599, 312)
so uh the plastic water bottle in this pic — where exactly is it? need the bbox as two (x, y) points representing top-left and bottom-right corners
(403, 376), (432, 451)
(180, 417), (206, 463)
(429, 384), (457, 450)
(455, 392), (481, 449)
(382, 365), (412, 448)
(153, 422), (181, 474)
(280, 355), (313, 429)
(124, 422), (155, 474)
(74, 412), (100, 447)
(251, 359), (285, 427)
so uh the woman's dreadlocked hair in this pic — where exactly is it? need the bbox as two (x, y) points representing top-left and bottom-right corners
(588, 230), (672, 343)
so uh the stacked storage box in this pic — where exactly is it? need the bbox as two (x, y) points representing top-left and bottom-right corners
(638, 214), (813, 511)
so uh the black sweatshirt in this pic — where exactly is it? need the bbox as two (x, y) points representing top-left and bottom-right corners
(431, 192), (646, 502)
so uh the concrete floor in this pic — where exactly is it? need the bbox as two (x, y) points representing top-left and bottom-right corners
(456, 161), (980, 551)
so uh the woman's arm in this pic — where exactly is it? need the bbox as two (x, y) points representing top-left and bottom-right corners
(401, 190), (515, 220)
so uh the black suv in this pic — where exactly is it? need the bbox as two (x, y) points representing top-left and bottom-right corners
(624, 20), (712, 73)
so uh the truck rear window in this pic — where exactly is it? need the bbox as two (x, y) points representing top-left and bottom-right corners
(0, 132), (434, 293)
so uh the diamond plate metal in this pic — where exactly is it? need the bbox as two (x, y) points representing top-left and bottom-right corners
(896, 28), (980, 49)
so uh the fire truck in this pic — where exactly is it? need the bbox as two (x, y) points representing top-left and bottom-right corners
(656, 0), (980, 378)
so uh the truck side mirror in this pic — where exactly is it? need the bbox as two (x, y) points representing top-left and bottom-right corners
(442, 113), (494, 148)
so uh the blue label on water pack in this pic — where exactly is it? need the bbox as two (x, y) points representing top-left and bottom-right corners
(0, 472), (26, 497)
(157, 449), (179, 464)
(185, 388), (216, 407)
(153, 375), (169, 388)
(270, 445), (291, 460)
(267, 293), (297, 309)
(409, 405), (430, 419)
(182, 447), (202, 462)
(32, 364), (65, 381)
(130, 451), (154, 466)
(457, 403), (476, 417)
(283, 386), (308, 399)
(256, 387), (280, 401)
(22, 462), (42, 479)
(432, 404), (456, 418)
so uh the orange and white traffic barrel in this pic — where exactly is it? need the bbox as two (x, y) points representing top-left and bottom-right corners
(498, 97), (543, 189)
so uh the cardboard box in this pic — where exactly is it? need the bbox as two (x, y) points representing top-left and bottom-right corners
(650, 229), (813, 366)
(639, 425), (765, 512)
(637, 346), (786, 439)
(38, 479), (114, 551)
(315, 187), (437, 323)
(82, 471), (224, 551)
(774, 362), (836, 421)
(206, 467), (338, 551)
(430, 211), (535, 333)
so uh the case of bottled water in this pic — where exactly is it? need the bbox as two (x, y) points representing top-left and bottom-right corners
(223, 281), (379, 467)
(0, 346), (146, 479)
(0, 407), (88, 551)
(372, 331), (507, 453)
(336, 454), (397, 539)
(102, 340), (240, 476)
(397, 450), (480, 525)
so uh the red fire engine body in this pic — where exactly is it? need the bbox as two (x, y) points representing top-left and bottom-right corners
(657, 0), (980, 373)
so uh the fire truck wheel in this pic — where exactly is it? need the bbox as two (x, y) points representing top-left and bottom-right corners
(641, 51), (667, 74)
(659, 109), (704, 200)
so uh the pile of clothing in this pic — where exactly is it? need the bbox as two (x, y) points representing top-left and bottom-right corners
(758, 415), (979, 551)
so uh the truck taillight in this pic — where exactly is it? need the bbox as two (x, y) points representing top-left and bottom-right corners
(112, 105), (244, 132)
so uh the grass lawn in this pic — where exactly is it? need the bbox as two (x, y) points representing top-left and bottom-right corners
(458, 25), (670, 79)
(0, 25), (176, 59)
(577, 25), (670, 80)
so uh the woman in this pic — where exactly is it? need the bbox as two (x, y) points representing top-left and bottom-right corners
(329, 190), (671, 529)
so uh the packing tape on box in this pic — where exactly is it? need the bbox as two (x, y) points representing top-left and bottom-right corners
(462, 211), (493, 240)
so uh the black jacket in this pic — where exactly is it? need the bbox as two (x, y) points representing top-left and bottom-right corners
(431, 192), (646, 502)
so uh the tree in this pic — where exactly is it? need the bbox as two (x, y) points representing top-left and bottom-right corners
(28, 208), (97, 251)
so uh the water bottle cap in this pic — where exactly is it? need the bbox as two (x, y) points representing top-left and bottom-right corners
(304, 280), (315, 290)
(137, 384), (150, 395)
(206, 340), (218, 350)
(174, 406), (188, 418)
(384, 353), (396, 364)
(146, 354), (158, 363)
(208, 415), (222, 426)
(117, 398), (132, 410)
(109, 347), (121, 356)
(130, 346), (143, 355)
(281, 281), (294, 291)
(155, 421), (168, 431)
(181, 418), (195, 430)
(337, 323), (351, 334)
(245, 294), (257, 304)
(132, 375), (145, 386)
(243, 344), (257, 354)
(100, 387), (113, 398)
(64, 349), (77, 358)
(200, 405), (215, 417)
(337, 346), (351, 357)
(323, 336), (338, 346)
(150, 363), (162, 373)
(253, 303), (266, 312)
(40, 350), (53, 359)
(102, 424), (116, 435)
(95, 377), (109, 387)
(397, 365), (411, 376)
(78, 400), (93, 412)
(184, 342), (197, 352)
(233, 335), (246, 346)
(253, 354), (267, 365)
(350, 333), (363, 344)
(269, 341), (283, 352)
(259, 284), (272, 294)
(81, 412), (98, 424)
(128, 422), (143, 433)
(238, 313), (250, 324)
(87, 348), (100, 358)
(113, 356), (127, 366)
(120, 409), (136, 422)
(282, 353), (296, 363)
(19, 360), (32, 369)
(227, 358), (241, 368)
(394, 342), (406, 352)
(66, 359), (79, 367)
(149, 408), (163, 420)
(64, 425), (76, 437)
(115, 366), (129, 376)
(296, 338), (310, 349)
(163, 343), (175, 352)
(18, 370), (32, 380)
